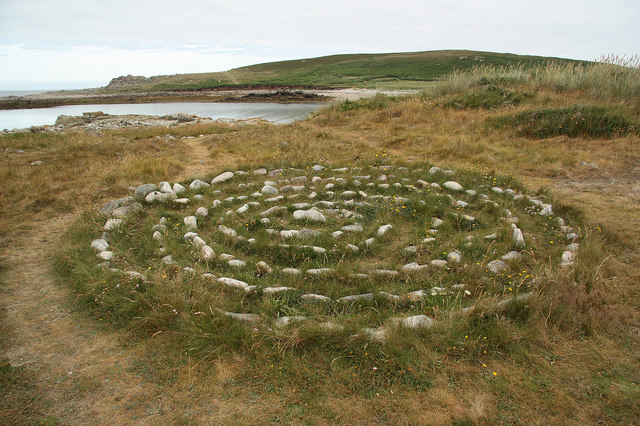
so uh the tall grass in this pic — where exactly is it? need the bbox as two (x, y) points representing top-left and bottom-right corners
(423, 55), (640, 108)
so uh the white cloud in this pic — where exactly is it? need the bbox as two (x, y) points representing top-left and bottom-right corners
(1, 0), (638, 88)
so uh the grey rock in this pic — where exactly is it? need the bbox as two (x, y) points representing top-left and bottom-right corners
(99, 196), (133, 215)
(261, 185), (279, 195)
(111, 202), (142, 218)
(134, 183), (157, 201)
(338, 293), (374, 303)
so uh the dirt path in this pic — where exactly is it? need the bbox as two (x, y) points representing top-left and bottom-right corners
(0, 137), (215, 423)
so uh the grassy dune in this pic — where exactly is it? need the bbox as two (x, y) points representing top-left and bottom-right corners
(1, 59), (639, 424)
(120, 50), (582, 91)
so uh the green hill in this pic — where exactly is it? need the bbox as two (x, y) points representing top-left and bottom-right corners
(118, 50), (582, 92)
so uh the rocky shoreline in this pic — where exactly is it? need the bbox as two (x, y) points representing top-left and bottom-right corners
(0, 87), (416, 111)
(1, 111), (270, 135)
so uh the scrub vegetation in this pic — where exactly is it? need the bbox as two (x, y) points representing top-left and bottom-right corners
(1, 57), (639, 424)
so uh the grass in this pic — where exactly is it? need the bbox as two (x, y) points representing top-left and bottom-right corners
(490, 105), (640, 139)
(1, 59), (640, 423)
(104, 50), (581, 92)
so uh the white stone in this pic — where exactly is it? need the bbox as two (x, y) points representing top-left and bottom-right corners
(98, 251), (113, 261)
(282, 268), (301, 275)
(363, 238), (375, 247)
(195, 207), (208, 217)
(280, 230), (300, 238)
(152, 231), (162, 241)
(189, 179), (210, 190)
(292, 202), (311, 209)
(261, 185), (279, 195)
(293, 209), (326, 222)
(184, 216), (197, 230)
(401, 315), (434, 328)
(301, 293), (331, 302)
(218, 225), (237, 237)
(263, 287), (296, 295)
(306, 268), (332, 275)
(217, 277), (253, 292)
(265, 195), (285, 203)
(432, 218), (444, 228)
(561, 250), (576, 267)
(540, 205), (553, 216)
(429, 259), (448, 268)
(274, 316), (306, 327)
(219, 253), (236, 261)
(161, 255), (175, 264)
(173, 198), (189, 204)
(220, 310), (260, 323)
(331, 230), (344, 239)
(501, 251), (522, 261)
(173, 183), (186, 194)
(346, 243), (360, 253)
(91, 239), (109, 252)
(443, 181), (463, 191)
(338, 293), (374, 303)
(401, 262), (428, 273)
(236, 204), (249, 214)
(228, 259), (247, 268)
(487, 260), (507, 273)
(253, 168), (267, 175)
(492, 187), (504, 194)
(341, 224), (363, 232)
(211, 171), (234, 184)
(104, 219), (122, 230)
(377, 224), (394, 236)
(256, 261), (272, 274)
(192, 236), (207, 249)
(158, 182), (174, 193)
(422, 237), (436, 244)
(511, 224), (525, 248)
(201, 245), (216, 260)
(447, 251), (462, 263)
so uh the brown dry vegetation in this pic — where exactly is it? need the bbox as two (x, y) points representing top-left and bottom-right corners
(1, 67), (640, 424)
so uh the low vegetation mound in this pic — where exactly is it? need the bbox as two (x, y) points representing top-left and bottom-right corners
(490, 105), (639, 139)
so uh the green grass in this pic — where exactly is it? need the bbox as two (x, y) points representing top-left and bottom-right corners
(111, 50), (581, 92)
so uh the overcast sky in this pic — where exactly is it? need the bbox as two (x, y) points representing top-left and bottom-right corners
(1, 0), (638, 89)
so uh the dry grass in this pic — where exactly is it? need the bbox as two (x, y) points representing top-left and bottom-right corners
(1, 75), (640, 423)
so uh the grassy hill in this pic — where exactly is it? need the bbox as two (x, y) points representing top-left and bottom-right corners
(120, 50), (582, 92)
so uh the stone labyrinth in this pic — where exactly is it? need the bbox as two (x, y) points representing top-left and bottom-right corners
(90, 163), (581, 341)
